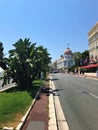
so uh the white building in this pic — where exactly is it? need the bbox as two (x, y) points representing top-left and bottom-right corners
(57, 48), (75, 72)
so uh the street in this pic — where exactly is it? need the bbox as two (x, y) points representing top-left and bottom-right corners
(0, 79), (15, 91)
(51, 73), (98, 130)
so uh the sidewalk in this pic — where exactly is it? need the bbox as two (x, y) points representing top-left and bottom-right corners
(20, 76), (58, 130)
(74, 73), (98, 80)
(21, 86), (49, 130)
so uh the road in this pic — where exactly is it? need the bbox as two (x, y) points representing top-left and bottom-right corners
(0, 79), (15, 91)
(51, 73), (98, 130)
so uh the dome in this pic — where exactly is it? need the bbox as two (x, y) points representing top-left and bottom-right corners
(64, 48), (72, 55)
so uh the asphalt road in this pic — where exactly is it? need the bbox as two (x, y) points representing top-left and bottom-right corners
(51, 73), (98, 130)
(0, 79), (15, 91)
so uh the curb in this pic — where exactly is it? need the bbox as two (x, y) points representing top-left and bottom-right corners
(2, 86), (42, 130)
(16, 86), (42, 130)
(48, 76), (69, 130)
(48, 78), (58, 130)
(73, 74), (98, 80)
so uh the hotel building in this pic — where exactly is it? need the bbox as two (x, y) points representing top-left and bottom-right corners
(57, 48), (75, 72)
(88, 22), (98, 63)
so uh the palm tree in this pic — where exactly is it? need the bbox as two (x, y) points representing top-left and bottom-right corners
(1, 38), (51, 90)
(8, 38), (37, 89)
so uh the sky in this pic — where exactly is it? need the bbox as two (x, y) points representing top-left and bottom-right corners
(0, 0), (98, 62)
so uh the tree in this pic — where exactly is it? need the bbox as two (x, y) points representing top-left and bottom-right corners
(73, 50), (89, 67)
(0, 42), (8, 70)
(81, 50), (89, 65)
(34, 46), (51, 79)
(73, 52), (82, 66)
(1, 38), (51, 90)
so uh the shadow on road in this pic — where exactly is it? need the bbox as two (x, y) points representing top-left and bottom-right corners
(51, 78), (59, 81)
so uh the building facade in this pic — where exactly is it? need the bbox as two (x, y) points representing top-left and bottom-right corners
(57, 48), (75, 72)
(88, 22), (98, 63)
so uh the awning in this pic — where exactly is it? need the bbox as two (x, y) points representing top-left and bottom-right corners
(81, 64), (98, 69)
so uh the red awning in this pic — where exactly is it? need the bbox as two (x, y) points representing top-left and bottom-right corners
(81, 64), (98, 69)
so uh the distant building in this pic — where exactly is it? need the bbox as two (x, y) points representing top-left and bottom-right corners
(50, 61), (57, 71)
(88, 22), (98, 63)
(57, 48), (75, 72)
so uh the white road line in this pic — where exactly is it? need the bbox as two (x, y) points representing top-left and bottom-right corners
(89, 92), (98, 99)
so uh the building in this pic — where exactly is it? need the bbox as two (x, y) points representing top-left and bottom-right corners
(57, 48), (75, 72)
(88, 22), (98, 63)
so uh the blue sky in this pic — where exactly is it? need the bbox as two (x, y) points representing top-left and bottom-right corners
(0, 0), (98, 62)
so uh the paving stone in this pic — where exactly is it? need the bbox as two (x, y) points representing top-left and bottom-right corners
(26, 121), (45, 130)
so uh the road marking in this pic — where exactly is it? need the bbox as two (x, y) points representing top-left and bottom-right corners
(89, 92), (98, 99)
